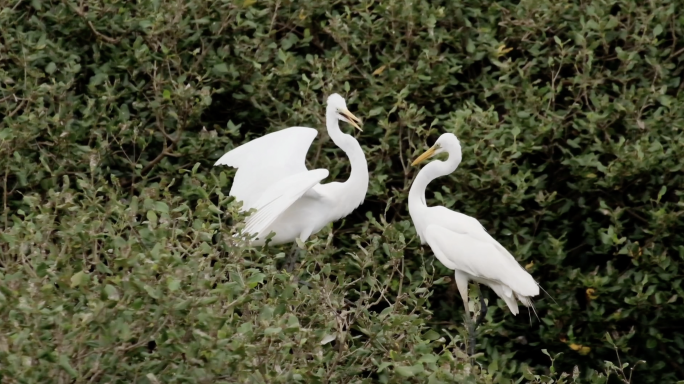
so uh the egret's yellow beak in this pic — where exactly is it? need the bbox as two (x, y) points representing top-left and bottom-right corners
(340, 109), (363, 131)
(411, 145), (438, 166)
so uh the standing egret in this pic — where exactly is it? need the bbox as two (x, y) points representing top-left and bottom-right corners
(408, 132), (539, 354)
(214, 93), (369, 270)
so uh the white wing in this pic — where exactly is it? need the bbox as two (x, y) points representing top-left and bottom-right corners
(243, 169), (329, 238)
(214, 127), (318, 211)
(424, 207), (539, 297)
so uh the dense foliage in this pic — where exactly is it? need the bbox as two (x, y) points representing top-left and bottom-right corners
(2, 0), (683, 382)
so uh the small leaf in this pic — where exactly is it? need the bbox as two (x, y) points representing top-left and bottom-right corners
(104, 284), (119, 300)
(466, 39), (475, 53)
(604, 17), (618, 30)
(163, 89), (171, 100)
(368, 107), (384, 117)
(418, 354), (439, 364)
(45, 62), (57, 74)
(147, 210), (158, 222)
(146, 373), (160, 384)
(155, 201), (169, 213)
(199, 296), (219, 305)
(372, 65), (387, 75)
(423, 329), (441, 341)
(320, 333), (336, 345)
(657, 185), (667, 202)
(70, 271), (86, 288)
(144, 285), (160, 299)
(395, 365), (415, 377)
(58, 354), (77, 378)
(246, 273), (265, 288)
(212, 63), (229, 75)
(286, 314), (300, 329)
(653, 24), (663, 36)
(264, 327), (282, 336)
(167, 278), (181, 292)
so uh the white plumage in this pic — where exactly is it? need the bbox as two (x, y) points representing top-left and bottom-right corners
(214, 94), (369, 247)
(408, 133), (539, 319)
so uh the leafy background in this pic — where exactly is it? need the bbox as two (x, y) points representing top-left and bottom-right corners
(1, 0), (683, 382)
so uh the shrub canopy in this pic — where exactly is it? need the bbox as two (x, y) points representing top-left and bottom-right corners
(1, 0), (683, 383)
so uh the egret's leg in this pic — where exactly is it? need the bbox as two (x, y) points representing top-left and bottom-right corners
(284, 244), (310, 287)
(475, 284), (488, 328)
(466, 315), (477, 356)
(454, 273), (477, 356)
(285, 242), (299, 272)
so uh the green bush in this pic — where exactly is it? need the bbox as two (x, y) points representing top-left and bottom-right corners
(2, 0), (683, 383)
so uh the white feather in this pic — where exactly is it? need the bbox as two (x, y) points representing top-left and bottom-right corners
(408, 132), (540, 317)
(214, 127), (318, 211)
(214, 93), (369, 247)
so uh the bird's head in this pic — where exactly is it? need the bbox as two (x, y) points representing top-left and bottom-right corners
(327, 93), (362, 131)
(411, 133), (461, 166)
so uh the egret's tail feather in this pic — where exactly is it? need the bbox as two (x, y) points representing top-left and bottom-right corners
(517, 293), (540, 322)
(538, 283), (557, 305)
(490, 284), (519, 315)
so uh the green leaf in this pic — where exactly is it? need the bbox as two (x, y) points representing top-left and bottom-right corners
(199, 296), (219, 305)
(70, 271), (87, 288)
(653, 24), (663, 36)
(246, 273), (265, 288)
(286, 314), (300, 329)
(45, 62), (57, 74)
(320, 333), (336, 345)
(147, 210), (158, 222)
(155, 201), (169, 213)
(657, 185), (667, 202)
(604, 17), (618, 30)
(423, 329), (441, 341)
(213, 63), (229, 75)
(466, 39), (475, 53)
(104, 284), (119, 300)
(167, 278), (181, 292)
(58, 354), (77, 378)
(418, 354), (439, 364)
(395, 365), (420, 377)
(144, 285), (160, 299)
(377, 362), (392, 373)
(89, 73), (107, 86)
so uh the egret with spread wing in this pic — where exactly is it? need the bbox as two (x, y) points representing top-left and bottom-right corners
(214, 94), (368, 269)
(408, 132), (539, 354)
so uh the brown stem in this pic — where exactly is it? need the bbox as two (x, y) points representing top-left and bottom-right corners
(66, 0), (120, 44)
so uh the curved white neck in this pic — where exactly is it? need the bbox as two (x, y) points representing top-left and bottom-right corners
(321, 107), (369, 218)
(408, 150), (461, 213)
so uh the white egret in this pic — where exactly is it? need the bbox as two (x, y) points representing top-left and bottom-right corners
(408, 132), (539, 354)
(214, 93), (369, 270)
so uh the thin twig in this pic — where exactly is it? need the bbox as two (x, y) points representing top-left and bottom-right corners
(268, 0), (280, 34)
(3, 168), (8, 229)
(66, 0), (120, 44)
(7, 99), (27, 118)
